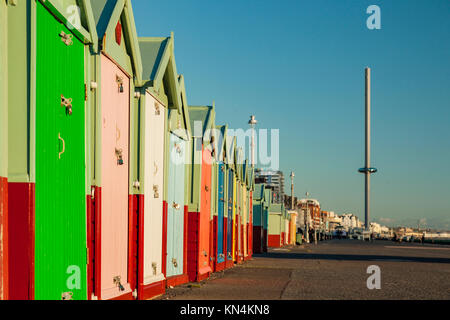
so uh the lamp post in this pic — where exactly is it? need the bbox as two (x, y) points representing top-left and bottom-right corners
(290, 172), (295, 210)
(248, 115), (257, 168)
(305, 192), (310, 244)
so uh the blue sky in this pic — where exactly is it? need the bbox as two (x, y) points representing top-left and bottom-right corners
(132, 0), (450, 229)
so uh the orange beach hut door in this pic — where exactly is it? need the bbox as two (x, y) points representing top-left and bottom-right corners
(199, 147), (212, 277)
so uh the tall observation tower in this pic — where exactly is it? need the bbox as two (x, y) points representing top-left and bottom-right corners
(358, 67), (378, 230)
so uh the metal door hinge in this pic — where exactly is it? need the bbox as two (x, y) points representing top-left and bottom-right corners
(133, 181), (140, 190)
(154, 102), (160, 115)
(132, 289), (138, 299)
(59, 31), (73, 46)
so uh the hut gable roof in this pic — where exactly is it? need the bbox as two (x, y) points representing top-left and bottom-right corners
(254, 184), (266, 201)
(91, 0), (142, 80)
(215, 125), (227, 162)
(188, 105), (214, 141)
(39, 0), (97, 45)
(138, 34), (182, 112)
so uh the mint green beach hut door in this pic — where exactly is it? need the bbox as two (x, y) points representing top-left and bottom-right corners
(166, 134), (185, 277)
(35, 3), (87, 300)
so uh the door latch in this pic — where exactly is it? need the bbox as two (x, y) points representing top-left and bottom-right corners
(116, 75), (124, 93)
(59, 31), (73, 46)
(153, 185), (159, 198)
(113, 276), (125, 291)
(61, 95), (73, 115)
(152, 262), (157, 275)
(154, 102), (160, 115)
(61, 292), (73, 300)
(203, 250), (208, 257)
(115, 148), (124, 165)
(172, 258), (178, 268)
(172, 202), (180, 210)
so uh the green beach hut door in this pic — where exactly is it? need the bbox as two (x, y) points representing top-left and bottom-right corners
(35, 3), (87, 300)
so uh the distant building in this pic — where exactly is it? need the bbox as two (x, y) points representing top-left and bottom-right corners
(340, 213), (361, 231)
(298, 199), (321, 230)
(255, 169), (285, 204)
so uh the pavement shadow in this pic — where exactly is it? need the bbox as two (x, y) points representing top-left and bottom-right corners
(254, 252), (450, 264)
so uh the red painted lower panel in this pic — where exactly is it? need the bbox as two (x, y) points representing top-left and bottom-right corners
(212, 217), (217, 272)
(183, 206), (188, 277)
(109, 291), (134, 300)
(162, 201), (167, 277)
(268, 234), (281, 248)
(187, 211), (199, 282)
(0, 177), (8, 300)
(234, 218), (239, 263)
(253, 226), (262, 254)
(215, 261), (225, 272)
(136, 194), (145, 300)
(86, 193), (94, 300)
(263, 229), (268, 252)
(93, 187), (102, 300)
(197, 271), (209, 282)
(140, 279), (165, 300)
(8, 182), (35, 300)
(239, 224), (244, 263)
(225, 259), (234, 269)
(128, 195), (138, 298)
(166, 273), (189, 288)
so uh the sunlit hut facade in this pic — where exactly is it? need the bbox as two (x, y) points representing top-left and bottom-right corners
(252, 184), (266, 254)
(262, 188), (272, 251)
(224, 134), (236, 269)
(268, 203), (284, 248)
(245, 165), (255, 260)
(187, 105), (216, 282)
(288, 211), (298, 245)
(88, 0), (143, 300)
(162, 74), (191, 289)
(234, 147), (244, 263)
(5, 0), (98, 300)
(134, 32), (185, 299)
(212, 125), (228, 272)
(0, 0), (7, 300)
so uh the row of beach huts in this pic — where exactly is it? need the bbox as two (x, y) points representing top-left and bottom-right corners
(0, 0), (297, 300)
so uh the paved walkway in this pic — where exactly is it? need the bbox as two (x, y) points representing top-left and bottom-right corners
(158, 240), (450, 300)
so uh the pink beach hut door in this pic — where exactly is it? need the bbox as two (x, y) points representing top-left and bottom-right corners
(100, 55), (131, 299)
(143, 94), (165, 285)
